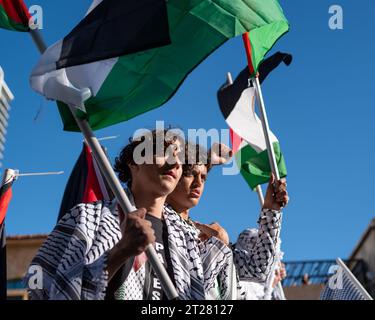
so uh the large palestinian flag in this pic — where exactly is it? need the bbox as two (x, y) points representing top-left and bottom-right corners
(30, 0), (289, 131)
(0, 0), (30, 32)
(218, 52), (292, 189)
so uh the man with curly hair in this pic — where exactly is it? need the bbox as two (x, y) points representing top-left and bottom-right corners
(166, 142), (289, 300)
(26, 128), (184, 300)
(106, 134), (243, 300)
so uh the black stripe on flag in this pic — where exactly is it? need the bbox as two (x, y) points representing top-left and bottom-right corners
(56, 0), (171, 69)
(217, 52), (292, 120)
(57, 146), (88, 222)
(217, 66), (251, 120)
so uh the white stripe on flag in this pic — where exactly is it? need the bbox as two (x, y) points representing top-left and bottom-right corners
(226, 86), (278, 153)
(29, 0), (118, 107)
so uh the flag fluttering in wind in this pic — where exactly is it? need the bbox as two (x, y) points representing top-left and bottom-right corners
(229, 117), (286, 190)
(58, 143), (111, 222)
(29, 0), (289, 132)
(242, 18), (289, 77)
(0, 0), (30, 32)
(218, 52), (292, 189)
(0, 172), (14, 300)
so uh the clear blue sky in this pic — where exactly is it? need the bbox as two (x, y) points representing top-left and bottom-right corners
(0, 0), (374, 261)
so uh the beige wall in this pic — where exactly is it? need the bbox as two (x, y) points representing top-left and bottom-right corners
(284, 284), (325, 300)
(7, 236), (46, 280)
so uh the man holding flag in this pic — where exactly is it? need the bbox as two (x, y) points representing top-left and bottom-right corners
(216, 49), (293, 299)
(26, 129), (184, 300)
(106, 132), (240, 300)
(165, 142), (289, 300)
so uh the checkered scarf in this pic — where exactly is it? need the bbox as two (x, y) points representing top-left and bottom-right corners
(114, 204), (235, 300)
(26, 196), (282, 300)
(26, 201), (121, 300)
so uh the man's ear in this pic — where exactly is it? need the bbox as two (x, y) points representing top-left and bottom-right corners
(128, 162), (140, 176)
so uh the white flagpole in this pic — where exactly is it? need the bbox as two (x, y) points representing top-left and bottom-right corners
(29, 29), (179, 300)
(97, 135), (120, 142)
(226, 72), (284, 300)
(253, 76), (280, 180)
(253, 74), (287, 301)
(336, 258), (373, 300)
(255, 185), (264, 206)
(241, 34), (281, 182)
(15, 171), (64, 177)
(225, 72), (275, 206)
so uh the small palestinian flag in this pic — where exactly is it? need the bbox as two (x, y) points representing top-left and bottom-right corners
(0, 0), (30, 32)
(0, 171), (14, 300)
(58, 143), (112, 222)
(218, 52), (292, 189)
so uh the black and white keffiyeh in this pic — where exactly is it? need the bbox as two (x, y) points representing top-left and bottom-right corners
(114, 206), (283, 301)
(114, 204), (235, 300)
(25, 195), (282, 300)
(26, 201), (122, 300)
(234, 209), (283, 300)
(233, 209), (282, 283)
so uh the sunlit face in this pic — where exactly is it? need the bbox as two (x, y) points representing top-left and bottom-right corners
(130, 140), (183, 197)
(167, 164), (208, 212)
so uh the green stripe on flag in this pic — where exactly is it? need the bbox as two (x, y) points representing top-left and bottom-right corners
(249, 20), (290, 75)
(0, 4), (28, 32)
(57, 0), (289, 132)
(237, 142), (287, 190)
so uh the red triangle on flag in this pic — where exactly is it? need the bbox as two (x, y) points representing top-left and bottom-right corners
(230, 128), (243, 154)
(82, 144), (104, 203)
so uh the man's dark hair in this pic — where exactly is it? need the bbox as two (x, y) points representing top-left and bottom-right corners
(114, 129), (184, 186)
(182, 142), (211, 177)
(182, 142), (232, 177)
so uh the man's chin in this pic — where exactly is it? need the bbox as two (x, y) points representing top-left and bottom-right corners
(159, 179), (178, 195)
(187, 197), (200, 208)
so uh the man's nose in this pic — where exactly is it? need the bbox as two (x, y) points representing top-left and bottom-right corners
(172, 149), (182, 167)
(166, 152), (181, 170)
(171, 157), (181, 169)
(194, 175), (202, 187)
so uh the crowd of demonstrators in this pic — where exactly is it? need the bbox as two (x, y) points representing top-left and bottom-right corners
(26, 128), (289, 300)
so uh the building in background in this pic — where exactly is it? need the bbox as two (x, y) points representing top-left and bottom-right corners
(0, 66), (13, 169)
(283, 218), (375, 300)
(347, 218), (375, 297)
(7, 234), (47, 300)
